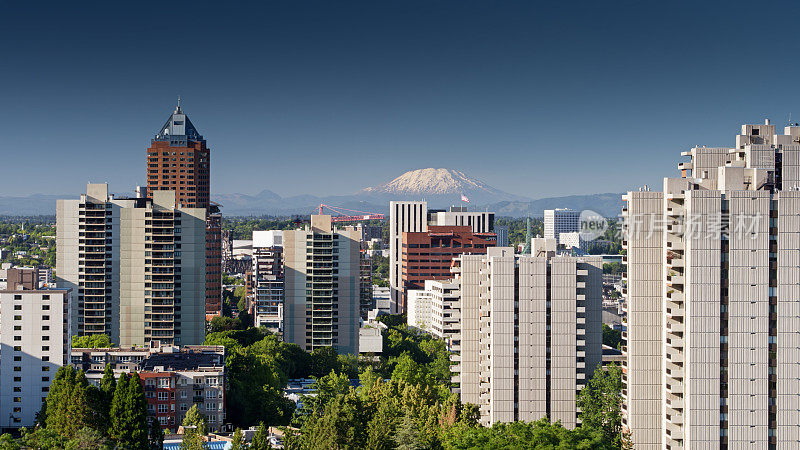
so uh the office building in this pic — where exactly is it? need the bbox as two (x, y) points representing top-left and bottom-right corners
(71, 345), (226, 430)
(146, 102), (222, 317)
(283, 215), (361, 355)
(56, 184), (206, 347)
(451, 246), (603, 428)
(544, 209), (580, 245)
(495, 225), (509, 247)
(622, 120), (800, 448)
(0, 269), (71, 430)
(389, 202), (495, 313)
(247, 231), (284, 332)
(400, 225), (496, 309)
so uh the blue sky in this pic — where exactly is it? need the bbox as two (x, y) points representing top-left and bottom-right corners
(2, 1), (800, 198)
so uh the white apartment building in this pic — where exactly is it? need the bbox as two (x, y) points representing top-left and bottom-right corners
(283, 215), (361, 355)
(544, 209), (580, 245)
(623, 120), (800, 449)
(0, 278), (71, 430)
(389, 202), (494, 313)
(56, 184), (207, 347)
(451, 246), (603, 427)
(407, 279), (460, 339)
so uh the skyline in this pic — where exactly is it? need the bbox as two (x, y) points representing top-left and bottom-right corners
(4, 1), (800, 199)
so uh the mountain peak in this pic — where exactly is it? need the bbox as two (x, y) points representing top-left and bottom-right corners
(362, 168), (501, 196)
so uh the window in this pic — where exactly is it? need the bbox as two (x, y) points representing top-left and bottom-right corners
(42, 366), (50, 372)
(14, 304), (22, 310)
(42, 325), (49, 331)
(205, 402), (216, 412)
(13, 397), (21, 403)
(158, 416), (169, 426)
(157, 404), (169, 413)
(42, 346), (49, 351)
(180, 403), (189, 411)
(158, 392), (169, 401)
(14, 325), (21, 331)
(13, 387), (21, 392)
(206, 390), (217, 399)
(180, 391), (187, 399)
(206, 377), (218, 386)
(158, 378), (171, 388)
(13, 336), (21, 341)
(42, 305), (50, 311)
(42, 315), (50, 321)
(42, 336), (50, 341)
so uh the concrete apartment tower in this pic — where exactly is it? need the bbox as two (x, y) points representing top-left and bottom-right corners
(622, 120), (800, 448)
(146, 101), (222, 317)
(56, 184), (206, 346)
(0, 269), (71, 430)
(389, 201), (494, 313)
(283, 215), (361, 355)
(451, 245), (603, 427)
(248, 230), (285, 332)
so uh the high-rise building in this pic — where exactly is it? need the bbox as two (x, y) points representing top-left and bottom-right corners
(495, 225), (509, 247)
(283, 215), (361, 355)
(544, 209), (580, 245)
(389, 202), (494, 313)
(56, 184), (207, 346)
(0, 271), (71, 430)
(399, 225), (496, 309)
(146, 102), (222, 318)
(248, 231), (285, 332)
(406, 279), (460, 339)
(450, 245), (603, 427)
(622, 120), (800, 448)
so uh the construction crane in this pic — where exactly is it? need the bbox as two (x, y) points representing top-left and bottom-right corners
(315, 204), (385, 222)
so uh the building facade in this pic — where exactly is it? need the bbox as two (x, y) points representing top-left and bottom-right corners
(283, 215), (361, 354)
(0, 277), (71, 430)
(451, 246), (603, 428)
(71, 345), (225, 430)
(407, 279), (460, 339)
(622, 120), (800, 448)
(544, 209), (580, 245)
(389, 202), (495, 313)
(145, 102), (222, 317)
(400, 225), (495, 310)
(248, 235), (284, 332)
(57, 184), (207, 346)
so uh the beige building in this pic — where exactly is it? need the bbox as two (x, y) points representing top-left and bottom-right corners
(0, 270), (71, 430)
(283, 215), (361, 355)
(451, 246), (603, 427)
(56, 183), (206, 347)
(407, 279), (460, 338)
(623, 120), (800, 448)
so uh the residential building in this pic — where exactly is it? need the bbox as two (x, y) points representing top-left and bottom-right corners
(283, 215), (361, 354)
(0, 273), (71, 430)
(389, 202), (495, 313)
(247, 232), (284, 332)
(407, 279), (459, 339)
(622, 120), (800, 449)
(145, 102), (222, 317)
(71, 345), (225, 430)
(56, 184), (207, 346)
(451, 246), (603, 427)
(544, 209), (580, 245)
(400, 225), (496, 309)
(559, 231), (587, 252)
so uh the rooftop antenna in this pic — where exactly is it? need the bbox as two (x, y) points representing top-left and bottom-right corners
(789, 112), (793, 126)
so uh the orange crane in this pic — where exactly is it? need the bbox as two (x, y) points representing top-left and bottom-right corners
(316, 204), (385, 222)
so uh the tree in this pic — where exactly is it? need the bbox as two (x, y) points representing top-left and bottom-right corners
(71, 334), (113, 348)
(0, 433), (20, 450)
(209, 315), (241, 332)
(125, 373), (150, 449)
(230, 428), (244, 450)
(602, 324), (622, 349)
(148, 417), (164, 450)
(251, 422), (270, 450)
(310, 346), (340, 378)
(44, 366), (93, 438)
(577, 364), (626, 447)
(180, 405), (206, 450)
(109, 372), (130, 442)
(65, 427), (112, 450)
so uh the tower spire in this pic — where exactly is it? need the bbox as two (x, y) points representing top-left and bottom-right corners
(176, 95), (182, 113)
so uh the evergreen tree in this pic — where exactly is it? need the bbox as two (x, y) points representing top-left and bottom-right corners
(100, 364), (116, 401)
(148, 417), (165, 450)
(109, 373), (130, 444)
(577, 363), (626, 447)
(251, 422), (270, 450)
(44, 366), (93, 438)
(230, 428), (244, 450)
(126, 373), (150, 449)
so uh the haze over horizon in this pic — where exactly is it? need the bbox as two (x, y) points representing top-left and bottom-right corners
(4, 1), (800, 199)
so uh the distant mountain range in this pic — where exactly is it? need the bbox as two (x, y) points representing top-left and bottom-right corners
(0, 168), (626, 218)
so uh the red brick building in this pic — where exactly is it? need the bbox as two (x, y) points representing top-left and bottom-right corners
(146, 102), (222, 316)
(400, 225), (496, 309)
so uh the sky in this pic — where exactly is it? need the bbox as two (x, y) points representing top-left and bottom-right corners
(3, 1), (800, 199)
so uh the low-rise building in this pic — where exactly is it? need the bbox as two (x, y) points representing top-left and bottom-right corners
(71, 345), (226, 430)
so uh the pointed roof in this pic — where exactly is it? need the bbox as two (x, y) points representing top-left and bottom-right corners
(153, 100), (204, 143)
